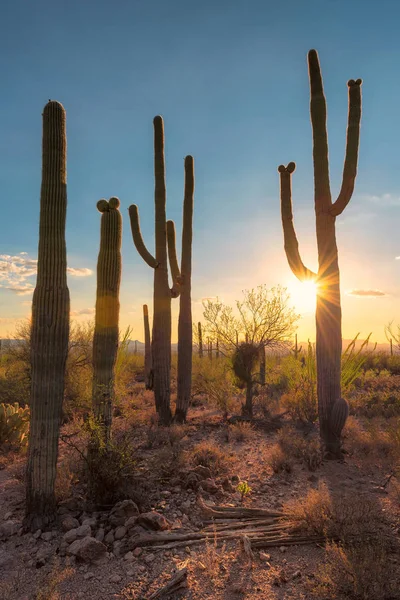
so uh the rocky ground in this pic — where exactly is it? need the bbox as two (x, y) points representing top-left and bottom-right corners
(0, 406), (399, 599)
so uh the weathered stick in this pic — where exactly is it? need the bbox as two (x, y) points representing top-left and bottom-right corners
(148, 567), (188, 599)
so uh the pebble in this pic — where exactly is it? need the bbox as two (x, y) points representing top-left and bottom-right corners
(84, 572), (95, 580)
(279, 546), (287, 553)
(133, 547), (142, 557)
(109, 574), (122, 583)
(114, 526), (127, 540)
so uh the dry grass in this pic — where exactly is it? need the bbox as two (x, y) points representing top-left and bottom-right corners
(189, 441), (232, 476)
(269, 444), (294, 473)
(311, 539), (398, 600)
(34, 561), (74, 600)
(343, 416), (400, 467)
(229, 421), (256, 442)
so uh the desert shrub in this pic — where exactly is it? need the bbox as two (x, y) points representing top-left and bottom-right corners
(190, 441), (231, 475)
(192, 358), (237, 418)
(348, 375), (400, 418)
(281, 379), (318, 424)
(0, 402), (29, 449)
(269, 444), (294, 473)
(311, 538), (397, 600)
(343, 416), (399, 465)
(275, 425), (322, 471)
(229, 421), (256, 442)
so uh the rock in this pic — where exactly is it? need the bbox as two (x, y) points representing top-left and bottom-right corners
(184, 472), (201, 490)
(33, 529), (42, 539)
(76, 523), (92, 538)
(81, 517), (97, 528)
(113, 540), (122, 557)
(125, 516), (138, 529)
(292, 570), (301, 579)
(63, 529), (78, 544)
(105, 531), (115, 544)
(114, 526), (127, 540)
(109, 574), (122, 583)
(181, 500), (191, 511)
(144, 553), (156, 564)
(279, 546), (287, 553)
(61, 516), (80, 532)
(0, 520), (21, 539)
(67, 536), (107, 563)
(109, 500), (139, 527)
(124, 551), (134, 561)
(84, 572), (95, 580)
(231, 475), (240, 484)
(221, 477), (234, 493)
(161, 490), (172, 497)
(133, 547), (142, 557)
(193, 465), (212, 480)
(40, 531), (53, 542)
(95, 528), (105, 542)
(4, 511), (12, 521)
(137, 512), (171, 531)
(200, 479), (220, 494)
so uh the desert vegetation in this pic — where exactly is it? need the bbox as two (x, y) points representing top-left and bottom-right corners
(0, 48), (399, 600)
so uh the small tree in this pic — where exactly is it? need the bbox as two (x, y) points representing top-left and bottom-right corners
(203, 285), (299, 416)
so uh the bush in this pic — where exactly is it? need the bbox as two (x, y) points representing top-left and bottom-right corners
(190, 441), (231, 476)
(276, 425), (322, 471)
(269, 444), (293, 473)
(0, 402), (29, 448)
(229, 421), (256, 442)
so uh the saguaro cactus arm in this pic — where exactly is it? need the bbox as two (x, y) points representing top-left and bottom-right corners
(331, 79), (363, 217)
(181, 155), (194, 281)
(166, 220), (181, 297)
(309, 49), (331, 212)
(279, 162), (317, 282)
(129, 204), (158, 268)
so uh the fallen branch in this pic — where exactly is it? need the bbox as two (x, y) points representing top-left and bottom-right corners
(197, 497), (285, 519)
(147, 567), (188, 599)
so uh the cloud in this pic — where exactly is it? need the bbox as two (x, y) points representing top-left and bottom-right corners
(67, 267), (93, 277)
(0, 254), (92, 295)
(70, 308), (95, 317)
(346, 289), (387, 297)
(363, 193), (400, 207)
(6, 284), (34, 296)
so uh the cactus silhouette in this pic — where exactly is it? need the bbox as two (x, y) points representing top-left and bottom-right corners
(330, 397), (349, 440)
(143, 304), (153, 390)
(198, 322), (203, 358)
(174, 156), (195, 423)
(129, 116), (180, 425)
(92, 197), (122, 444)
(25, 101), (70, 531)
(278, 50), (362, 457)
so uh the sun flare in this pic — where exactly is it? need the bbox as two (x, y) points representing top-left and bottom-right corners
(287, 279), (318, 314)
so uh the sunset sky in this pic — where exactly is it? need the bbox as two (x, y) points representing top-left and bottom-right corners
(1, 0), (400, 343)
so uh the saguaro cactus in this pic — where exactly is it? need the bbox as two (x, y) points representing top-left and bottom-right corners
(25, 101), (70, 530)
(278, 50), (362, 457)
(198, 322), (203, 358)
(173, 156), (195, 423)
(143, 304), (153, 390)
(129, 116), (180, 425)
(92, 197), (122, 444)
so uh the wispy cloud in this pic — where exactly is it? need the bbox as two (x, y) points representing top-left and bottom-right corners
(70, 307), (95, 317)
(363, 193), (400, 207)
(0, 254), (93, 295)
(346, 289), (387, 297)
(67, 267), (93, 277)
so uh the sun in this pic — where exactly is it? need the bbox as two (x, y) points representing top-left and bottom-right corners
(287, 279), (318, 314)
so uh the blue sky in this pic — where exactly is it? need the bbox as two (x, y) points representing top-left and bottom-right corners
(1, 0), (400, 342)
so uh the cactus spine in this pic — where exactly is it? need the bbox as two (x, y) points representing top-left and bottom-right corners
(278, 50), (362, 457)
(174, 156), (195, 423)
(198, 322), (203, 358)
(129, 117), (180, 425)
(143, 304), (153, 390)
(92, 197), (122, 444)
(25, 101), (70, 530)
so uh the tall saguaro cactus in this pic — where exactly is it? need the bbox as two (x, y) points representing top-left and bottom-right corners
(173, 156), (195, 423)
(25, 101), (70, 530)
(278, 50), (362, 457)
(129, 116), (180, 425)
(143, 304), (153, 390)
(92, 197), (122, 444)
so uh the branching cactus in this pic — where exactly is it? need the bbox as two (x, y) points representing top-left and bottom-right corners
(92, 197), (122, 444)
(25, 101), (70, 531)
(129, 116), (181, 425)
(143, 304), (153, 390)
(173, 156), (195, 423)
(278, 50), (362, 457)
